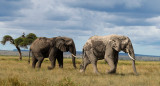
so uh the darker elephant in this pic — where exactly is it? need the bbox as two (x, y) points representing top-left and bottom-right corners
(28, 36), (76, 69)
(80, 34), (138, 75)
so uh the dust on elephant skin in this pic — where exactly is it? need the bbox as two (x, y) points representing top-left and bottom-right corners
(91, 40), (106, 59)
(80, 35), (138, 75)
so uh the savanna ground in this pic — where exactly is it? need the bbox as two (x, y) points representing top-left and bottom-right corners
(0, 56), (160, 86)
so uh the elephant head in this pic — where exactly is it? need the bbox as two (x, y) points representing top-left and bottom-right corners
(109, 35), (138, 75)
(55, 37), (77, 68)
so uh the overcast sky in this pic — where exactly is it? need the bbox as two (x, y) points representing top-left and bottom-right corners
(0, 0), (160, 56)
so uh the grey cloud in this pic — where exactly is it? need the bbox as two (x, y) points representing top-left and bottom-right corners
(101, 26), (160, 46)
(0, 17), (17, 21)
(0, 0), (160, 49)
(65, 0), (143, 12)
(0, 0), (32, 22)
(63, 0), (160, 26)
(65, 0), (160, 14)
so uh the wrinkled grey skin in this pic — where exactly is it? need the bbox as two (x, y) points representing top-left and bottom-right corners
(80, 34), (138, 75)
(29, 36), (76, 69)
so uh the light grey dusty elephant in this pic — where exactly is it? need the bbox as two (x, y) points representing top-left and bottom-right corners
(80, 34), (138, 75)
(28, 36), (77, 70)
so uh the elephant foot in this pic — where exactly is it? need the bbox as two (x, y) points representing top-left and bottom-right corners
(59, 65), (63, 68)
(48, 66), (54, 70)
(80, 69), (84, 73)
(107, 70), (116, 74)
(73, 66), (77, 69)
(32, 66), (36, 69)
(95, 72), (101, 75)
(94, 71), (101, 75)
(134, 72), (139, 76)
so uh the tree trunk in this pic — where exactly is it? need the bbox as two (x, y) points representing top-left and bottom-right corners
(16, 46), (22, 61)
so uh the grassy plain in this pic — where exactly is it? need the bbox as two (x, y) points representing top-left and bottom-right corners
(0, 56), (160, 86)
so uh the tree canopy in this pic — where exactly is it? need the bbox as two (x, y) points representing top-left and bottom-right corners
(1, 35), (14, 45)
(1, 33), (37, 48)
(1, 33), (37, 60)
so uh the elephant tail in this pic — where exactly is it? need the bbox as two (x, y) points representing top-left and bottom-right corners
(82, 48), (87, 58)
(28, 49), (31, 64)
(82, 48), (84, 59)
(81, 48), (85, 64)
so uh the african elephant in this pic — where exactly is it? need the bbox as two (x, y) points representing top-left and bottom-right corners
(80, 34), (138, 75)
(28, 36), (77, 69)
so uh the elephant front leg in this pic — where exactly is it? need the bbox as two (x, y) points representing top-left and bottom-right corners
(56, 51), (63, 68)
(48, 48), (57, 70)
(105, 55), (116, 74)
(91, 61), (100, 75)
(114, 51), (119, 71)
(48, 57), (56, 70)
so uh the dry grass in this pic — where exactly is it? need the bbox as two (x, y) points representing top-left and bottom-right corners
(0, 56), (160, 86)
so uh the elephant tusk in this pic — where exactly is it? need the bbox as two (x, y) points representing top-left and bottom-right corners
(128, 53), (135, 60)
(72, 54), (77, 58)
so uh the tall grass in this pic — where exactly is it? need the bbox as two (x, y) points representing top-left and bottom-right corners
(0, 56), (160, 86)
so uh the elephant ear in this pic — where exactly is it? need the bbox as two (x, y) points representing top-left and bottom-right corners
(56, 39), (67, 52)
(109, 39), (121, 52)
(66, 40), (72, 45)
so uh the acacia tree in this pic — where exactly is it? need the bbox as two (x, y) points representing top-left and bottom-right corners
(1, 33), (37, 60)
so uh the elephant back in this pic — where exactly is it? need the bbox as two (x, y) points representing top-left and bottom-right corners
(30, 37), (52, 52)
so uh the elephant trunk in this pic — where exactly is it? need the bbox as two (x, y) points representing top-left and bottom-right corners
(128, 47), (138, 75)
(132, 59), (138, 75)
(72, 51), (76, 69)
(69, 44), (77, 69)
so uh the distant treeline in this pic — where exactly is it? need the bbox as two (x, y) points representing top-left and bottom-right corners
(0, 50), (160, 61)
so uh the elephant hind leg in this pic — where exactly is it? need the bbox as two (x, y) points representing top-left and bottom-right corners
(37, 57), (44, 68)
(80, 58), (90, 73)
(32, 57), (38, 68)
(80, 52), (90, 73)
(105, 56), (116, 74)
(86, 51), (100, 74)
